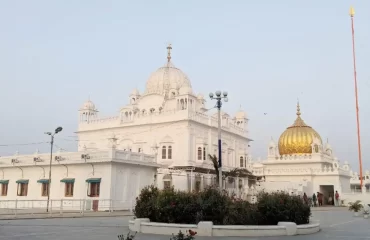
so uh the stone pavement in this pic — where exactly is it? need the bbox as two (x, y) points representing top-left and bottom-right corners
(0, 209), (369, 239)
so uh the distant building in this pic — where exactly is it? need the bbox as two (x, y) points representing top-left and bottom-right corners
(248, 102), (370, 205)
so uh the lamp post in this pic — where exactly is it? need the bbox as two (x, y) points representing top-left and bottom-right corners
(44, 126), (63, 212)
(209, 91), (228, 191)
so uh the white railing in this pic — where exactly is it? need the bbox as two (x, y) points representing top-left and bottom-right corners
(0, 199), (135, 218)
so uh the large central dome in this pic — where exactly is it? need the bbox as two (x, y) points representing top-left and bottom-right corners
(145, 44), (192, 95)
(278, 103), (322, 155)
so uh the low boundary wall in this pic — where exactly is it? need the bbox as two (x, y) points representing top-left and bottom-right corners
(129, 218), (320, 237)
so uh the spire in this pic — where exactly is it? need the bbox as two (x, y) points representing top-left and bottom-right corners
(167, 43), (172, 62)
(296, 100), (301, 116)
(349, 6), (355, 17)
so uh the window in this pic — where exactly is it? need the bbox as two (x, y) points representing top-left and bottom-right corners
(65, 183), (74, 197)
(240, 157), (244, 167)
(203, 147), (206, 160)
(138, 148), (141, 153)
(17, 183), (28, 196)
(163, 181), (171, 190)
(197, 147), (202, 160)
(88, 183), (100, 197)
(1, 184), (8, 196)
(41, 183), (49, 196)
(162, 146), (167, 159)
(168, 146), (172, 159)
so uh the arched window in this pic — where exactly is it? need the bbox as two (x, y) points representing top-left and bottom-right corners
(162, 146), (167, 159)
(168, 146), (172, 160)
(203, 147), (206, 160)
(314, 144), (319, 153)
(197, 147), (202, 160)
(240, 156), (244, 167)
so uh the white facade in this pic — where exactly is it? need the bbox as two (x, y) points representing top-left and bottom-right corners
(76, 45), (252, 195)
(0, 45), (252, 209)
(0, 147), (159, 211)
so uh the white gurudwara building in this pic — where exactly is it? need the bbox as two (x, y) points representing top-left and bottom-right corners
(248, 103), (370, 205)
(0, 45), (252, 211)
(0, 45), (368, 211)
(77, 44), (252, 194)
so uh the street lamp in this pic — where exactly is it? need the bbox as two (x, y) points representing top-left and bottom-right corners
(209, 91), (228, 191)
(44, 126), (63, 212)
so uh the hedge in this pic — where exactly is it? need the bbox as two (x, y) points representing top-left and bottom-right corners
(134, 186), (311, 225)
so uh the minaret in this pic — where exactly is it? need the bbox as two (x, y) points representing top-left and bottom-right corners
(349, 6), (364, 187)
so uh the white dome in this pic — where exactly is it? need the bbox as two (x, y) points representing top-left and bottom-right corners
(81, 100), (96, 110)
(235, 110), (247, 119)
(130, 88), (140, 96)
(145, 62), (192, 95)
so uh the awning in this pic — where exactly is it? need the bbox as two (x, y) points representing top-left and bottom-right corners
(0, 180), (9, 184)
(37, 179), (50, 183)
(86, 178), (101, 183)
(16, 179), (29, 184)
(60, 178), (75, 183)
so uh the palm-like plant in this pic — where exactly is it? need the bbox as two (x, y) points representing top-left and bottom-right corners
(348, 200), (363, 212)
(208, 154), (254, 188)
(208, 154), (220, 186)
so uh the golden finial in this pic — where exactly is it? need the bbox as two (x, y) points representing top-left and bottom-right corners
(349, 6), (355, 17)
(167, 43), (172, 62)
(296, 100), (301, 116)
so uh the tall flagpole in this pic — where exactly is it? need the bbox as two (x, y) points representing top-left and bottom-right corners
(349, 6), (363, 188)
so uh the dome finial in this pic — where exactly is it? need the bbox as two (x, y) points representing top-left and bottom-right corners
(296, 99), (301, 116)
(167, 43), (172, 62)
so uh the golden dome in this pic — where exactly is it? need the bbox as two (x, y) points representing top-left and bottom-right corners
(278, 102), (322, 155)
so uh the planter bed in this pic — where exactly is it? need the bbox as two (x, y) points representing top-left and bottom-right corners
(129, 218), (320, 237)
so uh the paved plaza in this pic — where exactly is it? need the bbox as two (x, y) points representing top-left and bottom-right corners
(0, 209), (368, 239)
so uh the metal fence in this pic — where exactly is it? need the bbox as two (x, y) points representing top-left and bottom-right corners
(0, 199), (135, 217)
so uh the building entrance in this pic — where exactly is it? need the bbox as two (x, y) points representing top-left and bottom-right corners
(319, 185), (334, 206)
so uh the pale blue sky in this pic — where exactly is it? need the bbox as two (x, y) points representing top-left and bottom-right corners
(1, 1), (369, 171)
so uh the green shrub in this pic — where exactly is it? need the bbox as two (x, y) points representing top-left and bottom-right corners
(155, 188), (200, 224)
(134, 185), (159, 220)
(196, 187), (231, 224)
(224, 200), (262, 225)
(256, 191), (311, 225)
(134, 186), (311, 225)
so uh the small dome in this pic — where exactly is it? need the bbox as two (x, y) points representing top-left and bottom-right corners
(278, 102), (322, 155)
(81, 100), (96, 110)
(235, 110), (247, 119)
(269, 139), (276, 147)
(325, 142), (332, 150)
(131, 88), (140, 96)
(197, 94), (204, 100)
